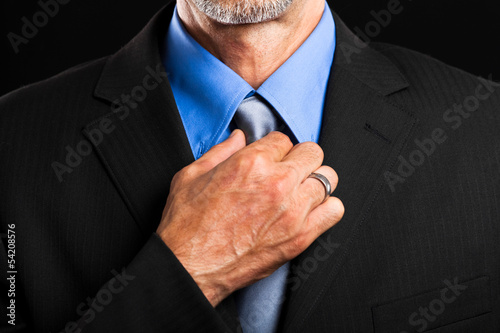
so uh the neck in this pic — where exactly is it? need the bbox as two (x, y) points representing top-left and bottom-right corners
(177, 0), (325, 89)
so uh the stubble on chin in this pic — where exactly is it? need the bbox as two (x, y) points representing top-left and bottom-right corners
(191, 0), (294, 25)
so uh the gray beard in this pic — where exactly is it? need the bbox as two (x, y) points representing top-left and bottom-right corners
(192, 0), (294, 24)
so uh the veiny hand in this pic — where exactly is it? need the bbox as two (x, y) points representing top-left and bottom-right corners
(156, 130), (344, 306)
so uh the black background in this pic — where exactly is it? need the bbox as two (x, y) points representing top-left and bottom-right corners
(1, 0), (499, 97)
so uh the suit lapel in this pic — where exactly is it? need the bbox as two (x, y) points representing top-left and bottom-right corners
(84, 3), (242, 331)
(280, 11), (418, 333)
(84, 0), (194, 236)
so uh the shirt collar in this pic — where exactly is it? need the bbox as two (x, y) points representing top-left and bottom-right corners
(163, 2), (335, 158)
(256, 3), (335, 143)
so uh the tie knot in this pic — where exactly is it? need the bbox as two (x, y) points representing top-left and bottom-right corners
(233, 95), (283, 145)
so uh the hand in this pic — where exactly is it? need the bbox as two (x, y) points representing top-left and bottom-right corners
(156, 130), (344, 306)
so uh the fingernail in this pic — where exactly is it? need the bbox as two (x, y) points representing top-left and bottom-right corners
(230, 130), (238, 138)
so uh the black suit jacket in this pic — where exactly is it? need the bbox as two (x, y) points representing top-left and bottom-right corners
(1, 1), (499, 332)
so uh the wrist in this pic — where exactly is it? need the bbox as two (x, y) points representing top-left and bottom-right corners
(196, 280), (228, 307)
(155, 231), (230, 307)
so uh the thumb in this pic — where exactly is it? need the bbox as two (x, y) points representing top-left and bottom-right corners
(195, 129), (246, 170)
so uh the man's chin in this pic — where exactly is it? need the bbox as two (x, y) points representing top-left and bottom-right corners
(193, 0), (294, 25)
(211, 14), (285, 26)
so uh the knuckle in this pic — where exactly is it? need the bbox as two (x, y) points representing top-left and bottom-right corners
(196, 159), (215, 173)
(268, 131), (289, 141)
(273, 173), (291, 193)
(238, 148), (269, 170)
(233, 153), (252, 173)
(173, 167), (189, 183)
(170, 168), (191, 191)
(301, 141), (324, 161)
(174, 161), (209, 184)
(325, 166), (339, 188)
(269, 131), (293, 148)
(284, 164), (301, 182)
(267, 176), (288, 202)
(252, 149), (269, 166)
(330, 197), (345, 220)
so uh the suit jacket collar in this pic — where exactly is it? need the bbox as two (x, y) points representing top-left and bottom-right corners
(94, 1), (174, 102)
(88, 2), (416, 332)
(329, 9), (409, 95)
(88, 0), (194, 235)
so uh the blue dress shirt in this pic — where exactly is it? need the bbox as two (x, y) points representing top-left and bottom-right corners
(163, 2), (336, 159)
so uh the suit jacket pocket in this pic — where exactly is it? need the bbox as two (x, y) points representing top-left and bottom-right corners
(372, 276), (491, 332)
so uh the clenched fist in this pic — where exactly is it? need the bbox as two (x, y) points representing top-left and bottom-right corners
(156, 130), (344, 306)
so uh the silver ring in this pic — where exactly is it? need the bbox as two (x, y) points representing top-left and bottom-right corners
(308, 173), (332, 204)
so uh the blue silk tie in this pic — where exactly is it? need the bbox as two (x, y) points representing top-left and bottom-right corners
(233, 94), (290, 333)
